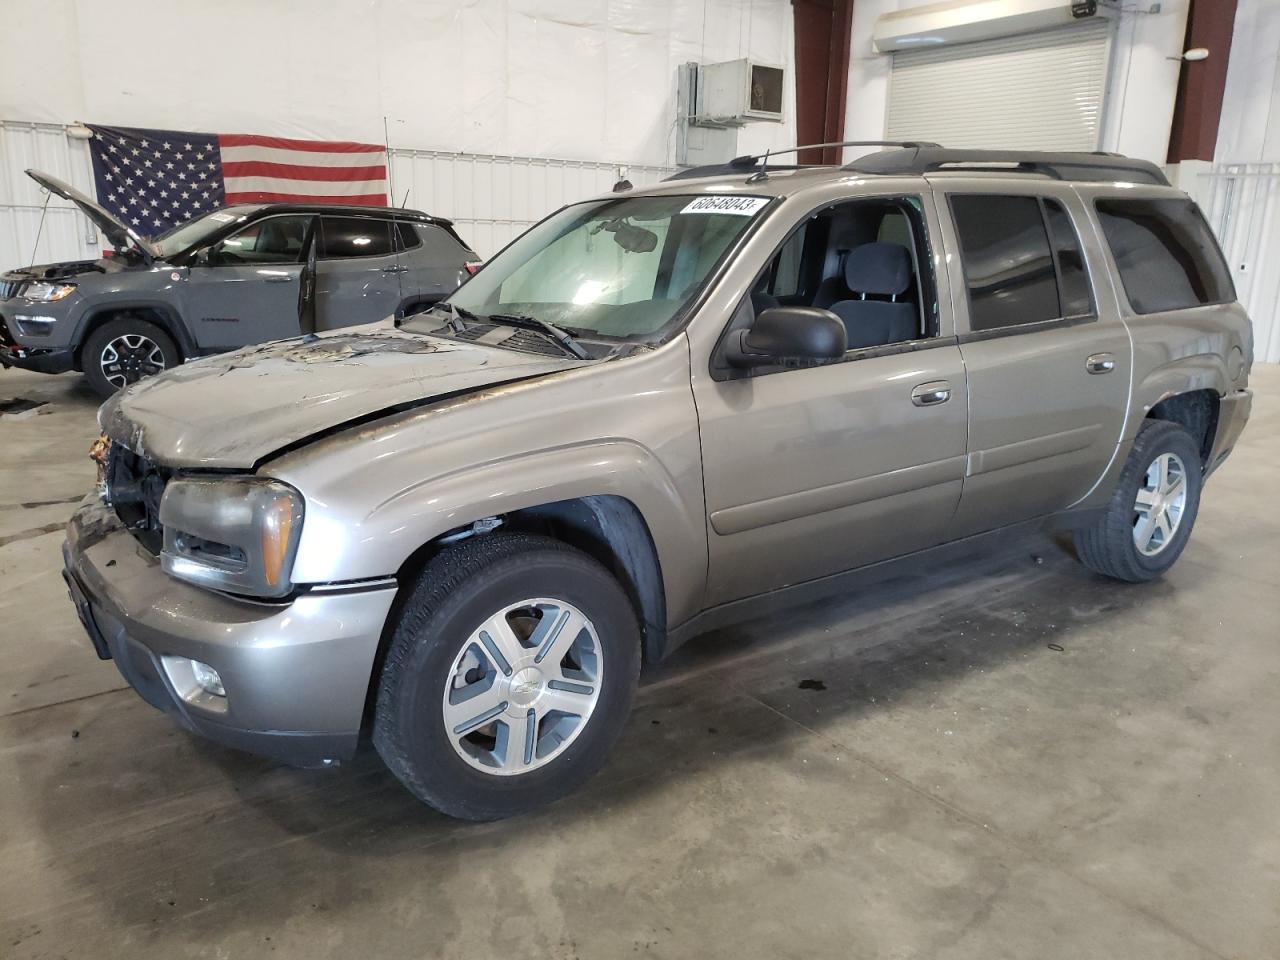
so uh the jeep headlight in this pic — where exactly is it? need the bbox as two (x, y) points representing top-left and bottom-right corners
(23, 281), (76, 302)
(159, 477), (304, 599)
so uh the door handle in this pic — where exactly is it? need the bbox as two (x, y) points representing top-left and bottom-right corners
(1086, 353), (1116, 374)
(911, 380), (952, 407)
(263, 275), (294, 283)
(382, 264), (408, 273)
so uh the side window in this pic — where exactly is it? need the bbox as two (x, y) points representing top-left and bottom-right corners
(1094, 197), (1234, 314)
(951, 195), (1059, 331)
(396, 221), (422, 250)
(766, 224), (806, 297)
(745, 196), (934, 358)
(1043, 199), (1094, 318)
(213, 215), (311, 265)
(319, 217), (395, 259)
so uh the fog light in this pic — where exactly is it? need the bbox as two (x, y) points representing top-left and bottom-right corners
(190, 659), (225, 697)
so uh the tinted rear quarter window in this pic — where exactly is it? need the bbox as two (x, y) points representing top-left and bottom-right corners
(951, 195), (1060, 331)
(1095, 197), (1234, 314)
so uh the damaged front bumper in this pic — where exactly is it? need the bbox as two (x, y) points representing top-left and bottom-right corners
(61, 496), (397, 767)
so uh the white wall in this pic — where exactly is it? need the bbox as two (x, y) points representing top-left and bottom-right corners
(1217, 0), (1280, 163)
(842, 0), (1191, 166)
(0, 0), (795, 168)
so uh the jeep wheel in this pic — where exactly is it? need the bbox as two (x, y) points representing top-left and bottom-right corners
(1074, 419), (1203, 582)
(83, 317), (179, 397)
(373, 533), (641, 820)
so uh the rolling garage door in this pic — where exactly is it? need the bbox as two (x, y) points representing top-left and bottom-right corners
(886, 19), (1113, 152)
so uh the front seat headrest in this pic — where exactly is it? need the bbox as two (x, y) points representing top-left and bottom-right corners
(845, 242), (911, 297)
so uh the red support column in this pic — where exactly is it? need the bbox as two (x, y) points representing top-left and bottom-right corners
(1167, 0), (1239, 163)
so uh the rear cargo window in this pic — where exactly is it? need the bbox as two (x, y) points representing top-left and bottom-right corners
(1095, 197), (1234, 314)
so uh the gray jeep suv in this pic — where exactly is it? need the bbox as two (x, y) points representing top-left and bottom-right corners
(61, 145), (1253, 820)
(1, 169), (478, 395)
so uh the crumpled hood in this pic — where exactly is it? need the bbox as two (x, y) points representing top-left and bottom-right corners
(99, 323), (590, 469)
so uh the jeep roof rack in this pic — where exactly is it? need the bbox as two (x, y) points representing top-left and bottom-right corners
(843, 147), (1169, 186)
(664, 140), (940, 181)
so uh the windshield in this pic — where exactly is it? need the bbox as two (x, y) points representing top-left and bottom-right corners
(440, 194), (770, 340)
(151, 207), (257, 258)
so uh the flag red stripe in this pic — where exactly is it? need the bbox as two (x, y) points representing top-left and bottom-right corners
(223, 191), (388, 206)
(218, 133), (385, 153)
(222, 161), (387, 182)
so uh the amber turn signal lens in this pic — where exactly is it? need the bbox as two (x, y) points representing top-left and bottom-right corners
(260, 494), (296, 587)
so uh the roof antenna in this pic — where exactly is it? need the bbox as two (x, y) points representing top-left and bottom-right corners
(746, 149), (770, 183)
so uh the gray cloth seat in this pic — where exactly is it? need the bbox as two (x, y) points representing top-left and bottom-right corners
(828, 243), (918, 349)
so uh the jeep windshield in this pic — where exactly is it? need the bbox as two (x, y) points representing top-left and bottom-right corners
(151, 207), (259, 258)
(418, 193), (771, 342)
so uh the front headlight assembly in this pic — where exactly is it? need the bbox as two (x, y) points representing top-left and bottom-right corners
(159, 477), (304, 599)
(23, 281), (76, 302)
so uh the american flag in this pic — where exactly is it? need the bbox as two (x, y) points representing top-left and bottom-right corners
(86, 124), (389, 238)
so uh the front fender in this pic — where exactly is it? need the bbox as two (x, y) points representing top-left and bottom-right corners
(278, 439), (708, 627)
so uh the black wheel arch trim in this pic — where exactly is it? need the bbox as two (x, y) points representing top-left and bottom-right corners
(72, 301), (196, 368)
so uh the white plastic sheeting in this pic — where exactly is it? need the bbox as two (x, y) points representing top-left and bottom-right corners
(0, 0), (796, 264)
(0, 0), (795, 167)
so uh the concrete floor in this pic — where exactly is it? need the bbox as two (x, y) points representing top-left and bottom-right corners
(1, 363), (1277, 960)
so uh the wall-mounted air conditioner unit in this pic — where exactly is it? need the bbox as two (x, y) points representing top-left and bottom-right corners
(695, 59), (786, 126)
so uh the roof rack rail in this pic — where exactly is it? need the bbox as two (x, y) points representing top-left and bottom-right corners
(664, 140), (940, 181)
(843, 147), (1169, 186)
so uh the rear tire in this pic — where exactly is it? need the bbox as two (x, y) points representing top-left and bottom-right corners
(82, 316), (180, 397)
(1074, 419), (1203, 582)
(373, 533), (642, 820)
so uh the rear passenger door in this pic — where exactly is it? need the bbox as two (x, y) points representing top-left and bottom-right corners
(398, 220), (475, 308)
(315, 215), (403, 331)
(935, 183), (1131, 534)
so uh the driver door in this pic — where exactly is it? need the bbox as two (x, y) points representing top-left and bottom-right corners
(181, 214), (317, 349)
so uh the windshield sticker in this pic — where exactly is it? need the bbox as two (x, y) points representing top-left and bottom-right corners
(681, 196), (769, 216)
(209, 212), (236, 223)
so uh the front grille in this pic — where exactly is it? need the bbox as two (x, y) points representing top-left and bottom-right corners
(104, 443), (171, 554)
(0, 279), (20, 300)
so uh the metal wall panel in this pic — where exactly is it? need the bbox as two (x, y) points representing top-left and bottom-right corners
(886, 20), (1112, 151)
(0, 122), (103, 270)
(1200, 163), (1280, 364)
(0, 121), (675, 269)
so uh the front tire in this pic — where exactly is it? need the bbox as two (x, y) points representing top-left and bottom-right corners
(82, 316), (179, 397)
(1074, 419), (1203, 582)
(373, 534), (642, 820)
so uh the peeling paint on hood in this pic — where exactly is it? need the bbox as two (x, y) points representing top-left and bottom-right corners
(98, 322), (590, 469)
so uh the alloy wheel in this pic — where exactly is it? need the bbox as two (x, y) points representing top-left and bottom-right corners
(1132, 451), (1188, 556)
(442, 598), (603, 776)
(100, 334), (166, 388)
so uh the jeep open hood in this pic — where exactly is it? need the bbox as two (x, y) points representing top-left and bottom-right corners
(98, 324), (591, 469)
(26, 168), (158, 264)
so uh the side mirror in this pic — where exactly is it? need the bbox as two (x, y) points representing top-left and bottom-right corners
(725, 306), (847, 368)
